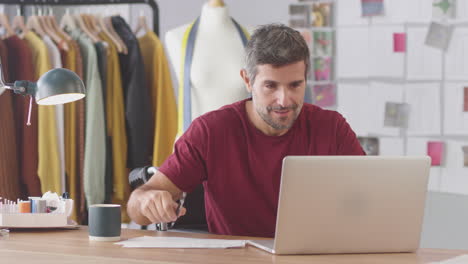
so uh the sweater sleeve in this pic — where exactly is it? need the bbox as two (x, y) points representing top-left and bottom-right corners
(335, 113), (366, 155)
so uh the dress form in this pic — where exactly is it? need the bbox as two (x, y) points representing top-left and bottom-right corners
(165, 2), (249, 121)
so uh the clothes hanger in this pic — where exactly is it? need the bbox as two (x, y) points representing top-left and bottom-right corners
(208, 0), (225, 7)
(80, 7), (102, 41)
(11, 6), (27, 38)
(38, 6), (69, 51)
(96, 14), (124, 53)
(74, 12), (99, 43)
(26, 6), (46, 37)
(60, 8), (77, 32)
(0, 13), (15, 38)
(47, 6), (72, 42)
(104, 16), (128, 54)
(133, 10), (150, 36)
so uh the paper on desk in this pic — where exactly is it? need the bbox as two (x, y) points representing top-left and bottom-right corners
(115, 236), (247, 249)
(431, 254), (468, 264)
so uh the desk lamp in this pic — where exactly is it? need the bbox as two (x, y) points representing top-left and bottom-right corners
(0, 63), (85, 124)
(0, 67), (85, 105)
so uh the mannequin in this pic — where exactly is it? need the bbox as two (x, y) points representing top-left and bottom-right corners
(165, 2), (249, 126)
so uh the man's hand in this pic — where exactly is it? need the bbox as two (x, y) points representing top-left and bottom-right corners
(139, 190), (186, 223)
(127, 170), (186, 226)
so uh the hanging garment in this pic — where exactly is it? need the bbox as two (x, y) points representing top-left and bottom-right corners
(0, 40), (21, 201)
(138, 31), (177, 167)
(63, 39), (78, 221)
(70, 29), (106, 207)
(73, 39), (87, 224)
(4, 35), (42, 198)
(94, 41), (113, 204)
(43, 35), (66, 195)
(24, 32), (61, 195)
(177, 17), (249, 135)
(99, 32), (130, 222)
(111, 16), (152, 169)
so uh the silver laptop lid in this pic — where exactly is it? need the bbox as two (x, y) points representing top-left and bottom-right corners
(273, 156), (431, 255)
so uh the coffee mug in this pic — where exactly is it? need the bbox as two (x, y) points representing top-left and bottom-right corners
(88, 204), (121, 242)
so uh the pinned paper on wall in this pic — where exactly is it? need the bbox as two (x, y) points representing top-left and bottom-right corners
(427, 141), (444, 166)
(289, 4), (310, 28)
(463, 146), (468, 167)
(311, 3), (333, 27)
(393, 33), (406, 52)
(358, 137), (379, 155)
(361, 0), (384, 17)
(314, 57), (332, 81)
(337, 27), (369, 78)
(313, 84), (336, 108)
(464, 87), (468, 112)
(406, 26), (443, 80)
(432, 0), (455, 19)
(384, 102), (410, 128)
(425, 22), (453, 51)
(313, 31), (333, 56)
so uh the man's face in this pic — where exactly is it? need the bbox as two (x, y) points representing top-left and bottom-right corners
(242, 61), (306, 133)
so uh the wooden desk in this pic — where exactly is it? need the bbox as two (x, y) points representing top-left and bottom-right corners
(0, 226), (466, 263)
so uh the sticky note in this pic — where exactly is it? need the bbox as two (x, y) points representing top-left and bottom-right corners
(393, 33), (406, 52)
(427, 141), (444, 166)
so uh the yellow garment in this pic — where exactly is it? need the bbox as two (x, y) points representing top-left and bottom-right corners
(138, 31), (177, 166)
(99, 33), (129, 222)
(63, 42), (79, 221)
(24, 32), (61, 194)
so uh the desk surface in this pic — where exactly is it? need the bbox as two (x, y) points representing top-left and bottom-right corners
(0, 226), (466, 263)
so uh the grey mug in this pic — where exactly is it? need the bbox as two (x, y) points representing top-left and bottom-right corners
(88, 204), (121, 241)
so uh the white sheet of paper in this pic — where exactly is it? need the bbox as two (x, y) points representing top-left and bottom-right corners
(444, 82), (468, 135)
(337, 83), (370, 136)
(405, 82), (441, 135)
(445, 27), (468, 80)
(457, 0), (468, 21)
(431, 254), (468, 264)
(407, 26), (443, 80)
(369, 25), (405, 78)
(337, 27), (369, 78)
(115, 236), (247, 248)
(406, 138), (442, 191)
(368, 82), (404, 136)
(379, 137), (404, 156)
(336, 0), (369, 26)
(440, 140), (468, 195)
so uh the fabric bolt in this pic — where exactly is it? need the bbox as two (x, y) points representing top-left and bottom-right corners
(99, 32), (129, 222)
(24, 32), (61, 195)
(4, 35), (42, 198)
(43, 36), (66, 195)
(138, 31), (177, 167)
(0, 40), (21, 200)
(112, 16), (152, 169)
(70, 29), (106, 207)
(159, 99), (365, 238)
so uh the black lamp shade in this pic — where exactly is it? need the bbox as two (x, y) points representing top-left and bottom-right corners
(35, 68), (86, 105)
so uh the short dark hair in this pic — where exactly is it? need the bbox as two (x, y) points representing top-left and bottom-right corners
(244, 24), (310, 84)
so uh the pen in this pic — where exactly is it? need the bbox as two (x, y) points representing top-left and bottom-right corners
(168, 192), (186, 229)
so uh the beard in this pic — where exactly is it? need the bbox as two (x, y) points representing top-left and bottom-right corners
(255, 102), (301, 130)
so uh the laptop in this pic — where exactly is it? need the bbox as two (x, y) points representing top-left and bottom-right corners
(248, 156), (431, 255)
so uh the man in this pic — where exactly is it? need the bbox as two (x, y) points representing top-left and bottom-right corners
(127, 24), (365, 238)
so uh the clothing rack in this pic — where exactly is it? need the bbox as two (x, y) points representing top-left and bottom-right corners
(0, 0), (160, 36)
